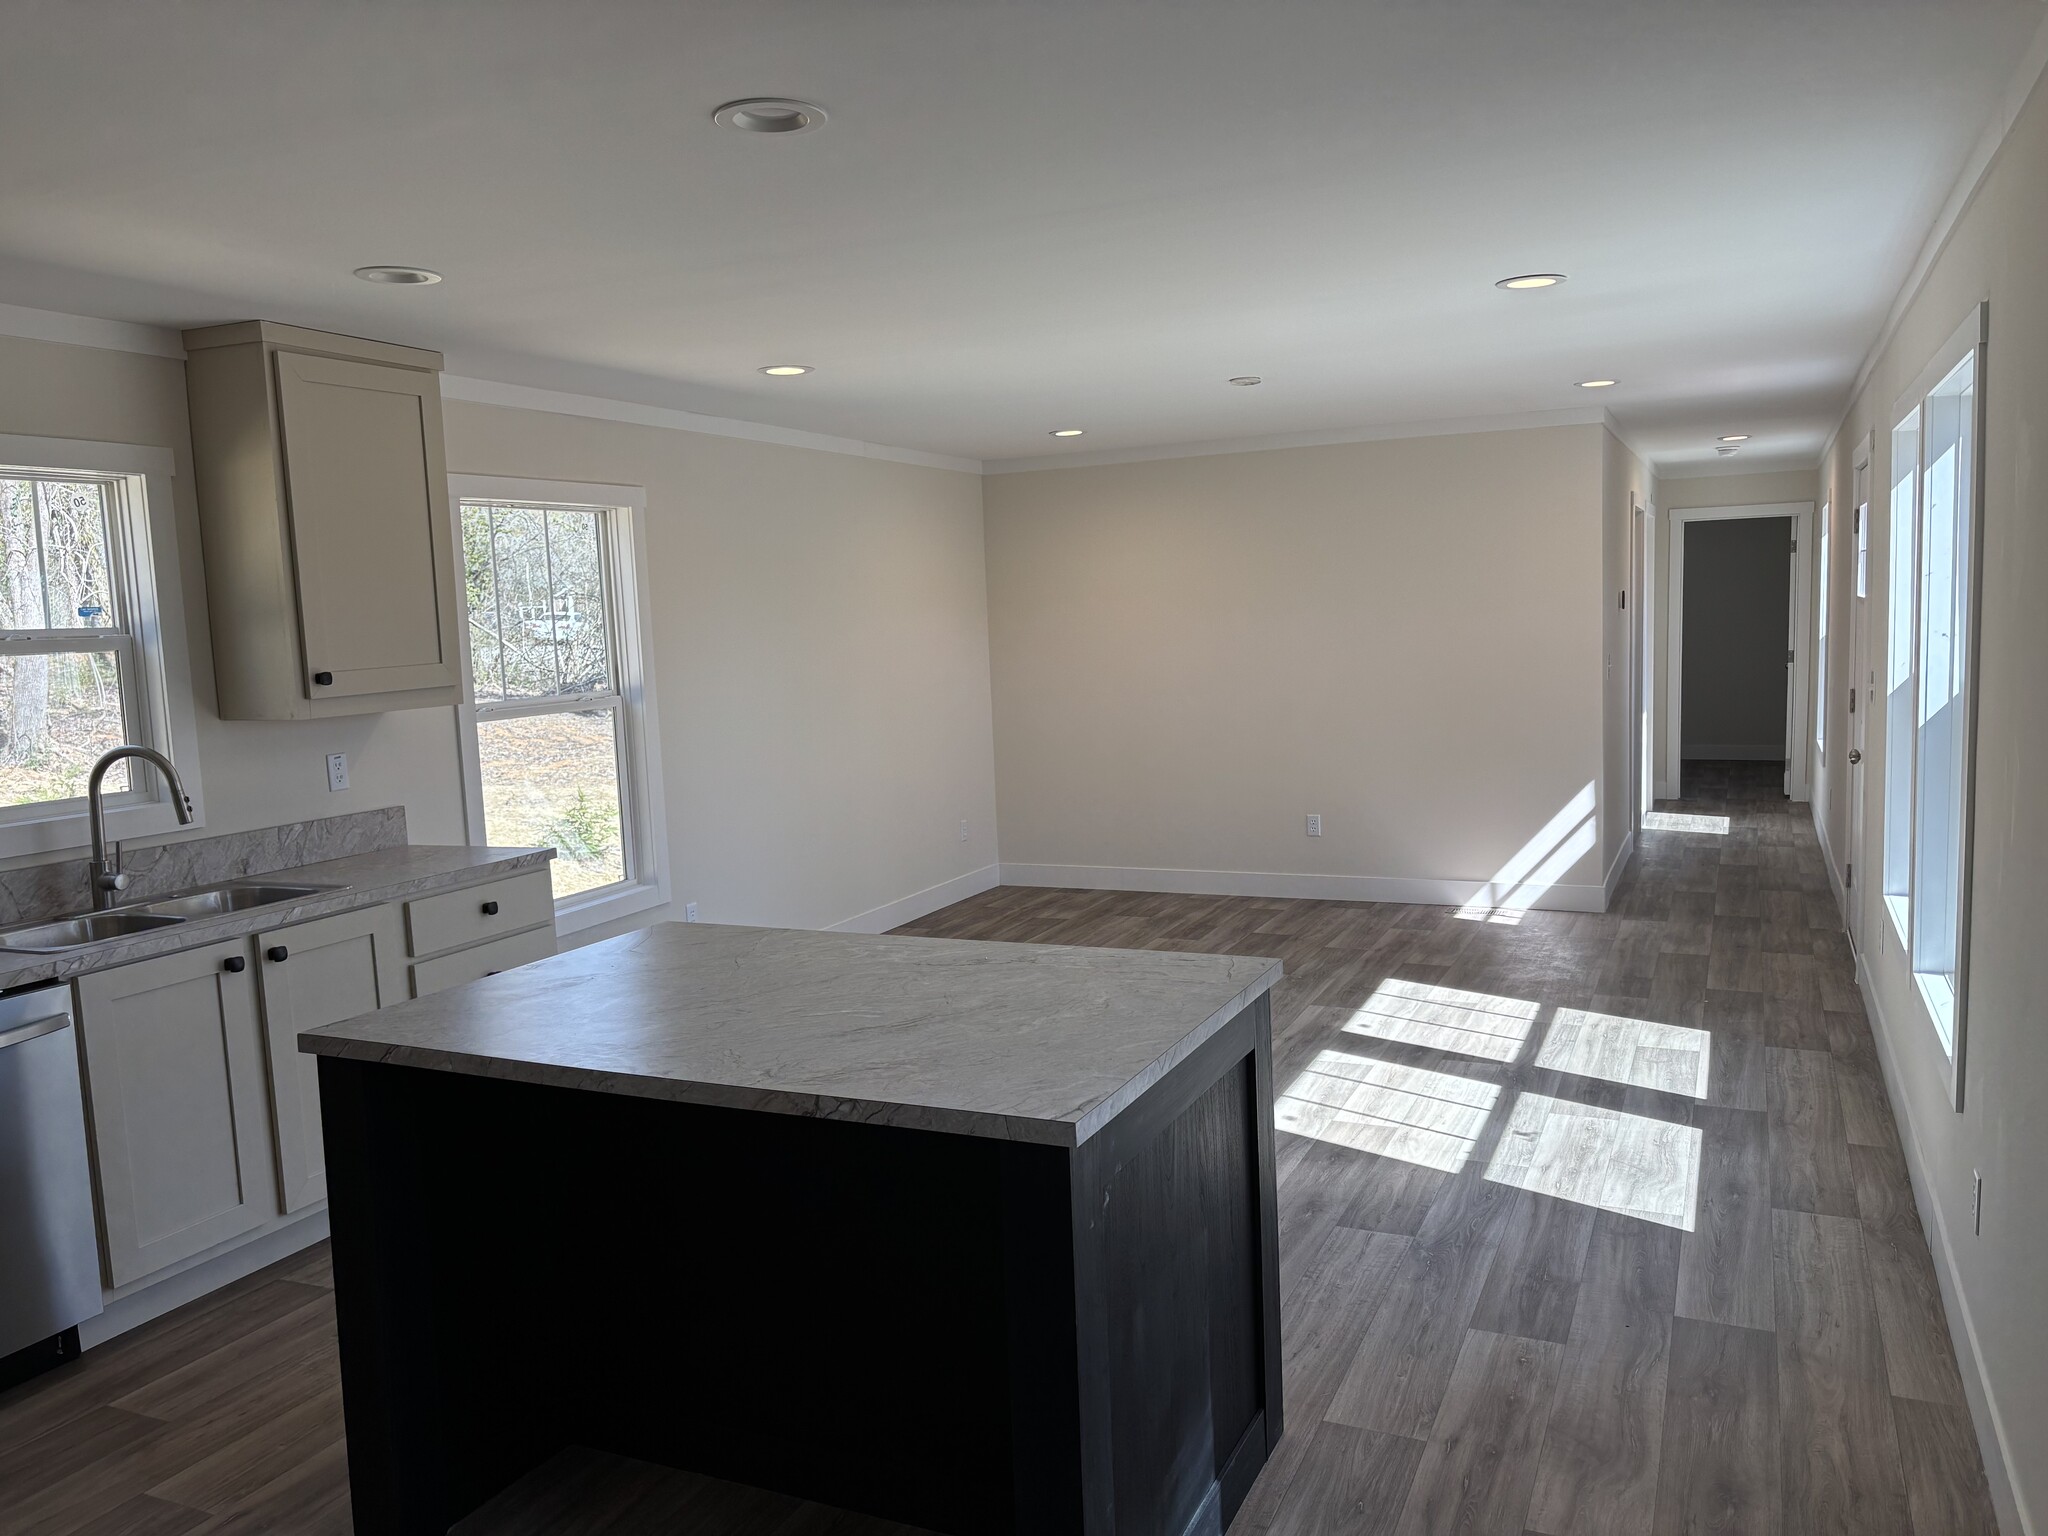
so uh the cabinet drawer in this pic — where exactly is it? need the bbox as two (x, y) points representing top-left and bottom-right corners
(410, 925), (556, 998)
(406, 871), (553, 958)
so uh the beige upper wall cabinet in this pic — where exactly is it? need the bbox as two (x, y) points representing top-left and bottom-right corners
(183, 321), (462, 719)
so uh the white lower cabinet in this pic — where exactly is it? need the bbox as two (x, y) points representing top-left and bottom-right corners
(74, 875), (555, 1292)
(75, 938), (274, 1288)
(253, 904), (407, 1214)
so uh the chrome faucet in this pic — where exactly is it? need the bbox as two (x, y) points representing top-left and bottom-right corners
(87, 746), (194, 910)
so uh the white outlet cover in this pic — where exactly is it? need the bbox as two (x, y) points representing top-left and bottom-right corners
(325, 752), (349, 792)
(1306, 813), (1322, 837)
(684, 902), (700, 922)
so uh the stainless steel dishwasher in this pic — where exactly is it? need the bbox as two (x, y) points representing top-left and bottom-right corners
(0, 982), (102, 1389)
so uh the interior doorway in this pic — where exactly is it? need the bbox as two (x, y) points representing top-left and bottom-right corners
(1663, 502), (1814, 802)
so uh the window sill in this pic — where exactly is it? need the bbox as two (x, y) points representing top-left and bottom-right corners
(1915, 970), (1957, 1058)
(1885, 892), (1910, 950)
(555, 877), (668, 938)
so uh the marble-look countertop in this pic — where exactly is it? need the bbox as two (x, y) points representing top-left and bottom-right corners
(300, 922), (1283, 1147)
(0, 844), (554, 991)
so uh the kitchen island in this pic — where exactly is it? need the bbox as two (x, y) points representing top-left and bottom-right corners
(302, 922), (1284, 1536)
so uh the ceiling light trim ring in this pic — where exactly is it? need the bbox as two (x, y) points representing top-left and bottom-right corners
(353, 265), (442, 285)
(1496, 273), (1566, 290)
(715, 99), (828, 135)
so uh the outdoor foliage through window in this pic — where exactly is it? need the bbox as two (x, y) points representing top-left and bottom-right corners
(0, 476), (133, 808)
(462, 502), (627, 897)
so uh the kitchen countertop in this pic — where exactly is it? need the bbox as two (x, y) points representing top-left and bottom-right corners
(0, 844), (554, 991)
(299, 921), (1283, 1146)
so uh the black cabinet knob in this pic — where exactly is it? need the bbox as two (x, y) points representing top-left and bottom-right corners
(222, 956), (246, 974)
(481, 900), (500, 915)
(266, 945), (289, 963)
(312, 671), (333, 686)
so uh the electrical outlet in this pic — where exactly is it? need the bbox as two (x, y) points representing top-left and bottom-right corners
(959, 819), (969, 843)
(1973, 1171), (1983, 1235)
(325, 752), (349, 792)
(1306, 813), (1322, 838)
(684, 902), (700, 923)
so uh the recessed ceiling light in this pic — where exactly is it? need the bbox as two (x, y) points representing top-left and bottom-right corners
(1228, 376), (1263, 386)
(1049, 428), (1085, 438)
(1577, 378), (1618, 389)
(353, 265), (442, 285)
(759, 365), (813, 377)
(1496, 273), (1566, 290)
(714, 98), (828, 135)
(1719, 434), (1750, 442)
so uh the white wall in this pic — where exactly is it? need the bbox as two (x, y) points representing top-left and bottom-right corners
(1812, 57), (2048, 1535)
(441, 401), (997, 936)
(983, 424), (1616, 908)
(0, 331), (470, 868)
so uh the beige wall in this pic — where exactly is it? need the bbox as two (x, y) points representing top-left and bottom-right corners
(1649, 468), (1818, 795)
(984, 424), (1615, 906)
(1812, 61), (2048, 1534)
(0, 332), (471, 870)
(0, 334), (999, 938)
(441, 402), (997, 935)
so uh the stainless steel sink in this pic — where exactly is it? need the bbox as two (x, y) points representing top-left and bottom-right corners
(139, 882), (344, 918)
(0, 911), (188, 951)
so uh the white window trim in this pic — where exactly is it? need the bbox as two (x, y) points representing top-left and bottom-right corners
(1814, 500), (1830, 761)
(0, 433), (205, 859)
(449, 475), (669, 936)
(1881, 302), (1988, 1107)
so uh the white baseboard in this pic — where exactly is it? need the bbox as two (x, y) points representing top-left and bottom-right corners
(1680, 744), (1787, 761)
(1814, 804), (1851, 928)
(78, 1209), (329, 1349)
(996, 861), (1610, 913)
(1818, 801), (2026, 1534)
(1602, 832), (1634, 910)
(827, 863), (1001, 934)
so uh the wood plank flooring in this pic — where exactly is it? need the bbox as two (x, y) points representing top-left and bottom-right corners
(0, 763), (1996, 1534)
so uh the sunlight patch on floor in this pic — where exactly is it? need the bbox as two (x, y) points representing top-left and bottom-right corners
(1536, 1007), (1712, 1098)
(1483, 1091), (1702, 1229)
(1340, 978), (1541, 1063)
(1276, 1049), (1501, 1173)
(1642, 811), (1731, 834)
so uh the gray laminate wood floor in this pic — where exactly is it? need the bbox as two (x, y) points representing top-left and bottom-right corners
(0, 763), (1994, 1535)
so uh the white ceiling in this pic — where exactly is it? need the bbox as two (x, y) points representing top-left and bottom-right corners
(2, 0), (2042, 472)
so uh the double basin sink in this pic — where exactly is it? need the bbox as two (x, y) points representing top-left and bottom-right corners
(0, 881), (348, 953)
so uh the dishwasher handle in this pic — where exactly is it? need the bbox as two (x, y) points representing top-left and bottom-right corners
(0, 1012), (70, 1052)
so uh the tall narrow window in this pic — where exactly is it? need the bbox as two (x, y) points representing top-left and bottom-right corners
(0, 440), (204, 857)
(452, 480), (667, 933)
(1815, 501), (1830, 757)
(1879, 306), (1985, 1069)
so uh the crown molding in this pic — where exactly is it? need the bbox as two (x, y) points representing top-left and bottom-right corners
(983, 405), (1610, 475)
(435, 375), (983, 475)
(0, 302), (185, 359)
(1827, 2), (2048, 462)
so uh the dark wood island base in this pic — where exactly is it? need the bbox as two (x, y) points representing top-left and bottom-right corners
(318, 991), (1281, 1536)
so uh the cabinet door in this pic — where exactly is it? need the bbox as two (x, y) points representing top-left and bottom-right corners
(274, 349), (460, 699)
(256, 904), (406, 1213)
(75, 940), (272, 1288)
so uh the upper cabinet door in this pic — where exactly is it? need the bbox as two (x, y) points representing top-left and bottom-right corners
(274, 350), (460, 699)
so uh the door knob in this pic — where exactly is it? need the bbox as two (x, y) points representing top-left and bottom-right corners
(1848, 748), (1863, 765)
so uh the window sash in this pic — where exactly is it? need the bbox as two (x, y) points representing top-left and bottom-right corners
(473, 696), (635, 896)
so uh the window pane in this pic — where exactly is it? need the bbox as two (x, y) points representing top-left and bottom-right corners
(0, 650), (130, 806)
(1883, 414), (1918, 902)
(0, 480), (47, 631)
(488, 506), (560, 699)
(461, 502), (504, 702)
(547, 508), (611, 695)
(477, 708), (626, 897)
(37, 481), (115, 628)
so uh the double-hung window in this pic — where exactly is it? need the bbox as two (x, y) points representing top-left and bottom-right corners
(0, 435), (202, 856)
(1880, 306), (1985, 1069)
(451, 477), (667, 934)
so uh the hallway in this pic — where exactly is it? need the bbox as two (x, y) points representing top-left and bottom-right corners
(905, 760), (1995, 1535)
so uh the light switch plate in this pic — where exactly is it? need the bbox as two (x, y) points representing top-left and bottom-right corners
(325, 752), (349, 792)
